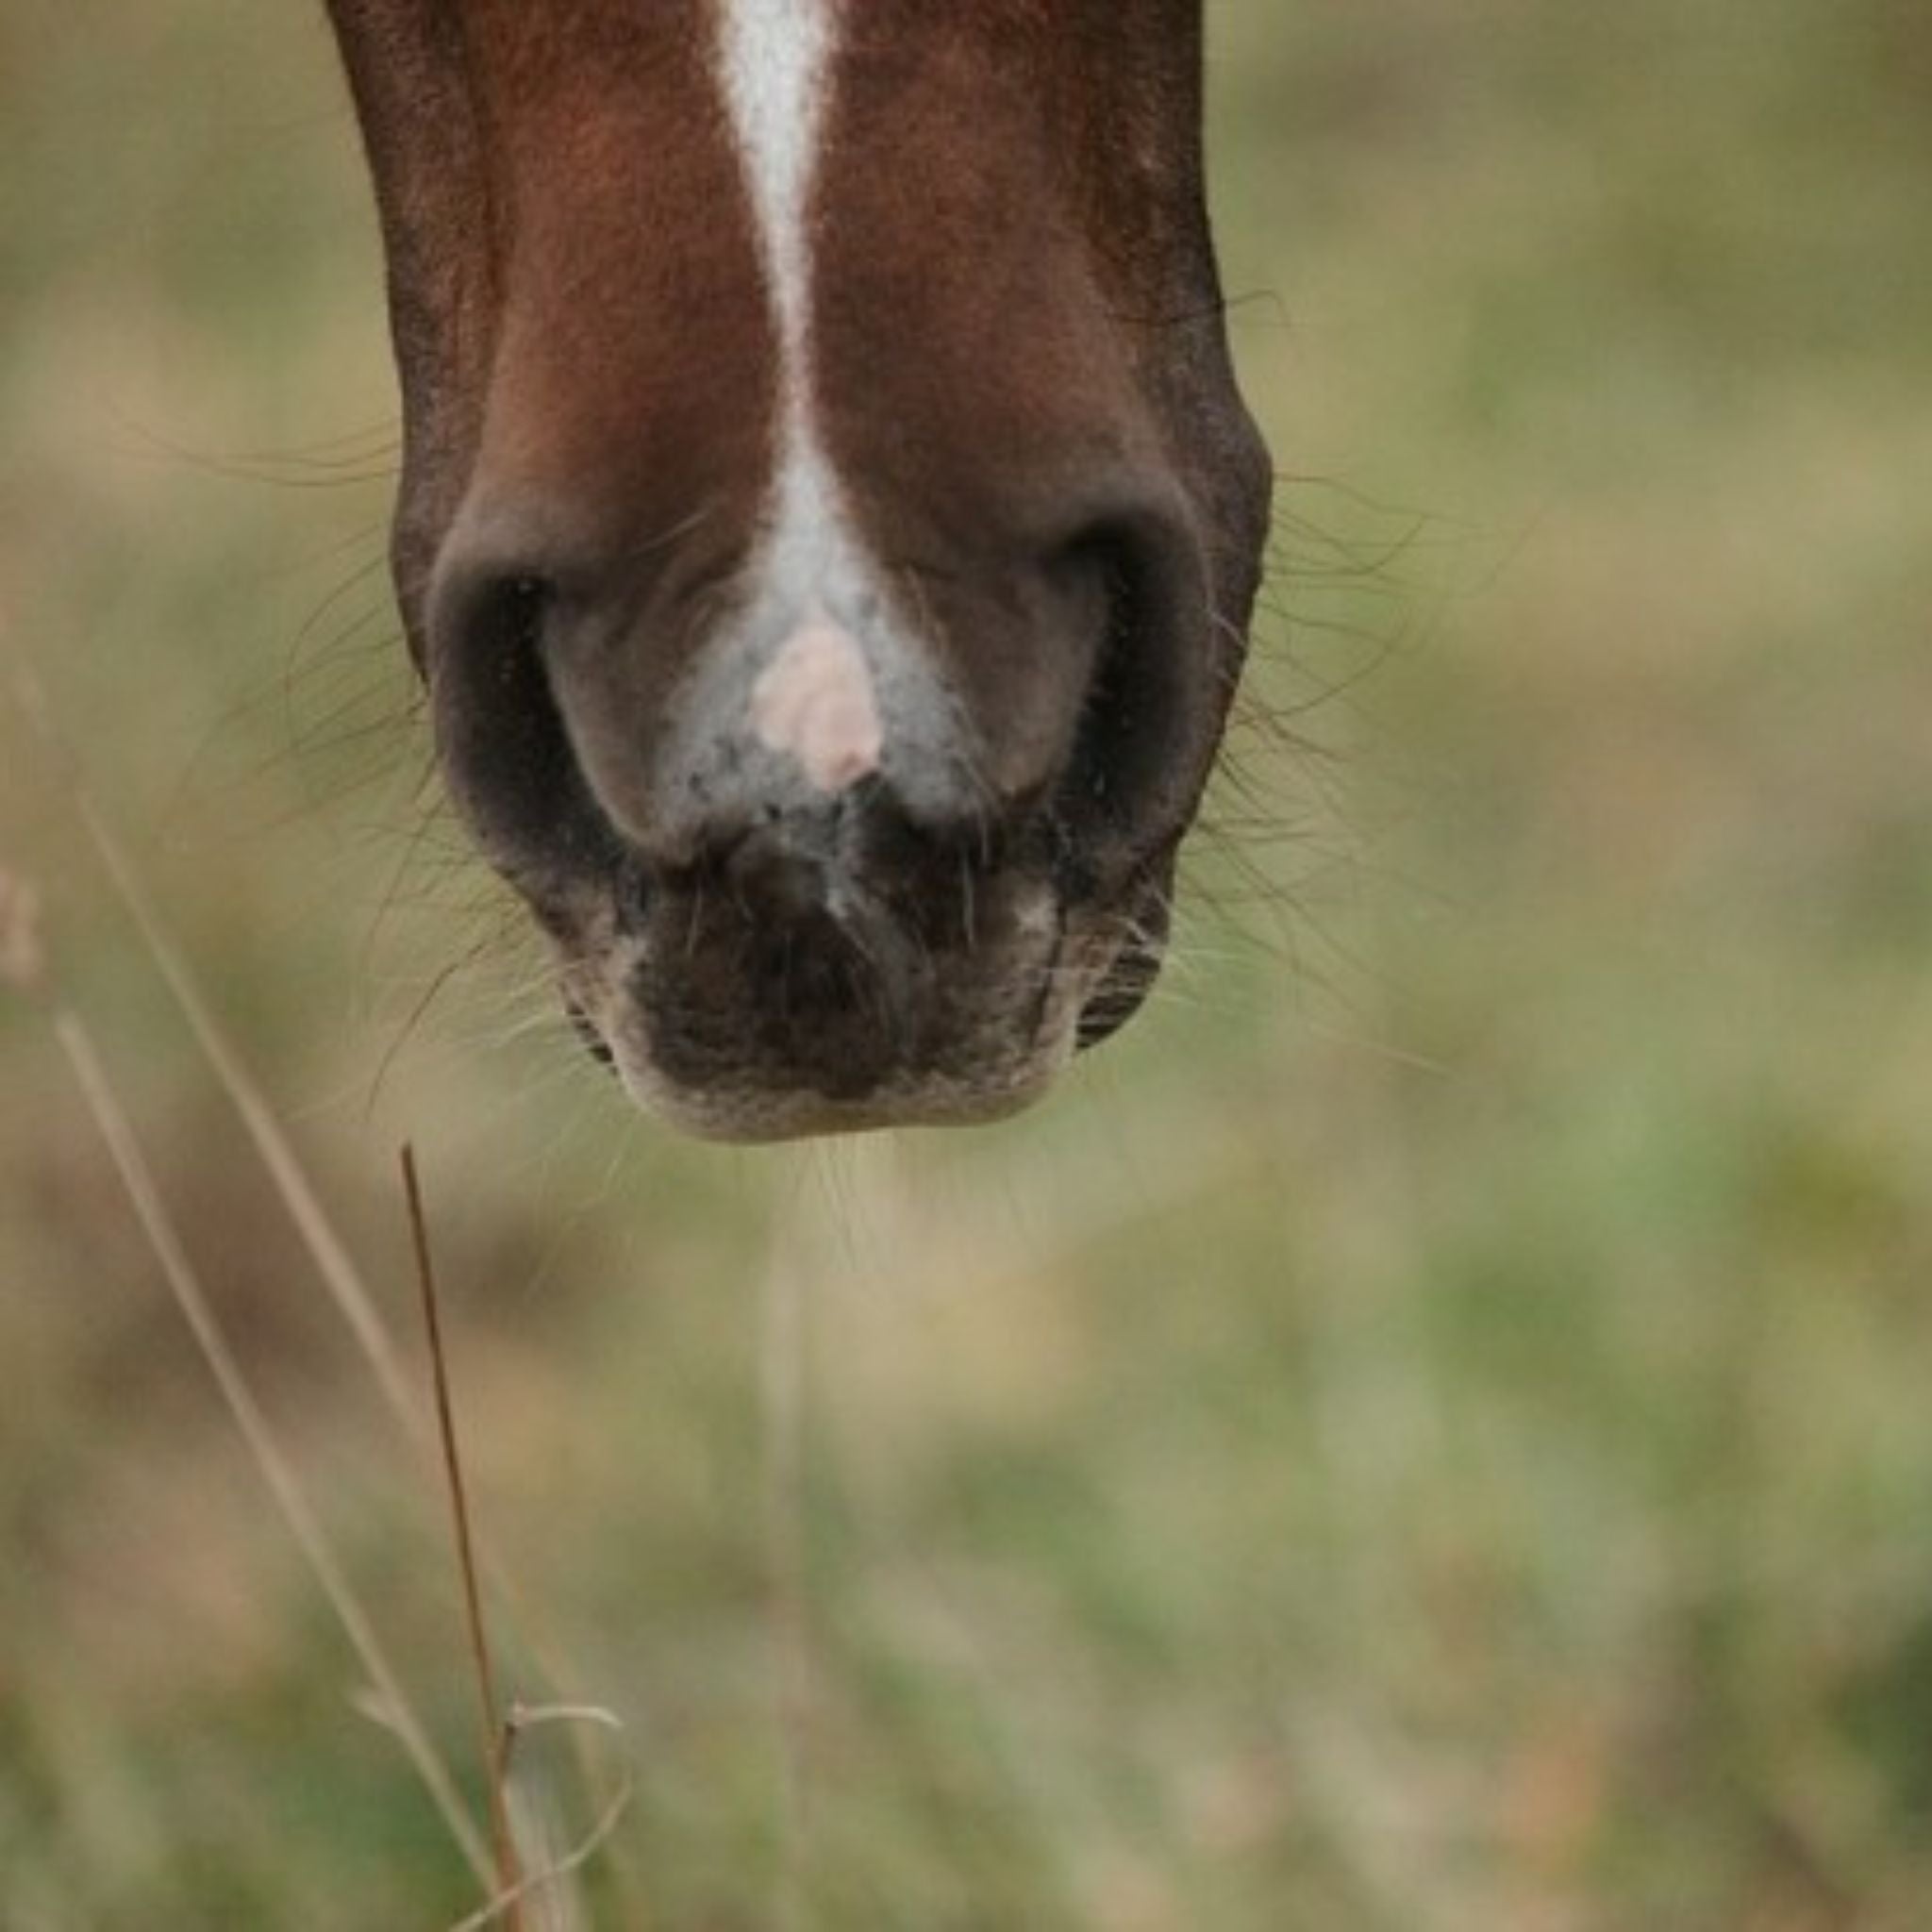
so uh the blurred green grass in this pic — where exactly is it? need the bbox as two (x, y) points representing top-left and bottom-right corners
(5, 2), (1932, 1925)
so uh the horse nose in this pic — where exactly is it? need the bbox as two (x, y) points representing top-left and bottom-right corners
(647, 608), (958, 870)
(426, 471), (1207, 907)
(643, 598), (992, 878)
(646, 498), (1207, 875)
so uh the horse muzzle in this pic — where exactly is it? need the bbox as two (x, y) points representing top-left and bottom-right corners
(425, 493), (1203, 1140)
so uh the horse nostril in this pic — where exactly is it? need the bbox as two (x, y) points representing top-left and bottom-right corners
(430, 553), (554, 668)
(500, 575), (552, 641)
(1051, 503), (1210, 848)
(424, 553), (624, 885)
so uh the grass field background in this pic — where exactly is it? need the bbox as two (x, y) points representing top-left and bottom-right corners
(4, 3), (1931, 1925)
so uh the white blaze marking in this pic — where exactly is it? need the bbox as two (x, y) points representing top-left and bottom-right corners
(751, 617), (883, 792)
(717, 0), (832, 398)
(717, 0), (891, 781)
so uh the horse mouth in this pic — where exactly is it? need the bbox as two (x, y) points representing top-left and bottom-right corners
(541, 816), (1167, 1141)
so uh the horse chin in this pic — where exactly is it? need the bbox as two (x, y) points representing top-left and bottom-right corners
(610, 1049), (1068, 1144)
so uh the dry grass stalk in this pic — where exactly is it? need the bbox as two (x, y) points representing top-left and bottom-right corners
(453, 1704), (635, 1932)
(15, 664), (654, 1919)
(11, 659), (425, 1433)
(0, 868), (44, 993)
(761, 1245), (810, 1932)
(402, 1144), (525, 1931)
(31, 984), (494, 1889)
(13, 669), (645, 1919)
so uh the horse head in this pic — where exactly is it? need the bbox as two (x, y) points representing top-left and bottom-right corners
(326, 0), (1271, 1138)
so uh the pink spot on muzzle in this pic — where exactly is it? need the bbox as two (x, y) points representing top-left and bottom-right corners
(749, 618), (884, 794)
